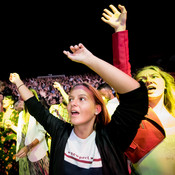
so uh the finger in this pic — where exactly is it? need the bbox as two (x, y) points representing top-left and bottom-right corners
(78, 43), (84, 49)
(103, 8), (113, 17)
(63, 50), (71, 56)
(70, 45), (76, 53)
(9, 73), (13, 81)
(18, 152), (26, 158)
(109, 4), (118, 14)
(118, 4), (127, 13)
(102, 13), (110, 20)
(16, 151), (22, 157)
(101, 17), (109, 23)
(74, 45), (79, 51)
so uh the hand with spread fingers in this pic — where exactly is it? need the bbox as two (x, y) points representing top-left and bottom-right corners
(101, 4), (127, 32)
(63, 43), (93, 65)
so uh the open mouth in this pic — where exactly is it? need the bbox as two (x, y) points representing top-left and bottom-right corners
(147, 86), (156, 91)
(71, 110), (80, 116)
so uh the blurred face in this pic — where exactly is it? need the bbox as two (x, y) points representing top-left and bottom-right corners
(136, 69), (166, 99)
(14, 100), (24, 112)
(0, 94), (3, 102)
(67, 85), (98, 127)
(98, 89), (111, 102)
(3, 97), (14, 109)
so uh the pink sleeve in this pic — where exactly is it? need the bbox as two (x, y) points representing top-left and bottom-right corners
(112, 30), (131, 76)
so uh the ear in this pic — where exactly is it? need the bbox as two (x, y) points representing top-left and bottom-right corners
(95, 104), (102, 115)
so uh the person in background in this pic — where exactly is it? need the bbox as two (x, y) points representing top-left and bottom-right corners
(0, 87), (19, 174)
(9, 41), (148, 174)
(97, 83), (119, 117)
(48, 82), (71, 153)
(14, 89), (49, 175)
(14, 99), (24, 112)
(0, 80), (6, 93)
(102, 3), (175, 174)
(0, 93), (3, 112)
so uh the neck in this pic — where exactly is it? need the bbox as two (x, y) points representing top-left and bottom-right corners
(74, 125), (94, 139)
(149, 94), (164, 111)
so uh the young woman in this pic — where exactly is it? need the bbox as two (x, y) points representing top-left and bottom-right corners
(9, 43), (148, 175)
(102, 3), (175, 174)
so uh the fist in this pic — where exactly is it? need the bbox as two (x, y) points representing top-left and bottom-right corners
(53, 82), (61, 89)
(9, 73), (20, 84)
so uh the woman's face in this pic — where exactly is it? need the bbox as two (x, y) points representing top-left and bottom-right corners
(136, 69), (166, 99)
(67, 85), (98, 127)
(3, 97), (14, 109)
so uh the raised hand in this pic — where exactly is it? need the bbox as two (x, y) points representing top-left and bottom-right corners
(101, 4), (127, 32)
(53, 82), (62, 89)
(9, 73), (21, 84)
(63, 43), (93, 65)
(9, 73), (34, 101)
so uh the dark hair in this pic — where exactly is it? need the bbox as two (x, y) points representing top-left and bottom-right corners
(97, 83), (113, 91)
(2, 87), (18, 103)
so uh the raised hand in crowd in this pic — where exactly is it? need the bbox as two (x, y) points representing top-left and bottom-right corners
(101, 4), (127, 32)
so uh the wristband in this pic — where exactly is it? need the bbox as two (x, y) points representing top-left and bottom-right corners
(17, 84), (24, 90)
(26, 145), (31, 152)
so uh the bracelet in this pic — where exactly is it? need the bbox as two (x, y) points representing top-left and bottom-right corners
(26, 145), (31, 152)
(17, 84), (24, 90)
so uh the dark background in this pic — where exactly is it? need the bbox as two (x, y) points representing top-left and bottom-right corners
(1, 0), (175, 80)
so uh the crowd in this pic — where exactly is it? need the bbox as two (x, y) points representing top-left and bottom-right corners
(0, 2), (175, 175)
(6, 73), (104, 107)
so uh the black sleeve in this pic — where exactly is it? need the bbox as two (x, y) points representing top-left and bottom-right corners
(106, 81), (148, 152)
(25, 96), (66, 137)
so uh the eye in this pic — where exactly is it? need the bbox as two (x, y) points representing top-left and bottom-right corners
(80, 97), (86, 101)
(69, 98), (73, 102)
(152, 75), (159, 79)
(138, 77), (146, 83)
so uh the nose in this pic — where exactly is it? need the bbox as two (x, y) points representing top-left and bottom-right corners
(145, 77), (153, 86)
(70, 99), (78, 107)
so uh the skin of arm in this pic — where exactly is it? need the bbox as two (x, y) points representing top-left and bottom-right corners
(53, 82), (69, 104)
(63, 43), (140, 94)
(16, 138), (39, 158)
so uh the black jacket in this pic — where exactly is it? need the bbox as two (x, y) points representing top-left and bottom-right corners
(25, 82), (148, 175)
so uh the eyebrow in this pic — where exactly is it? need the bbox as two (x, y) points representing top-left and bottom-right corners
(69, 94), (88, 98)
(139, 73), (160, 78)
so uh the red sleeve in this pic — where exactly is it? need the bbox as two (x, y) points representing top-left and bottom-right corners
(112, 30), (131, 76)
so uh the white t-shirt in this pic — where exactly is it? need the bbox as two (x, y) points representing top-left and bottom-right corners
(64, 129), (103, 175)
(106, 97), (119, 117)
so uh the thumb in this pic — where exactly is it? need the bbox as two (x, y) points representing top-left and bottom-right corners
(118, 4), (127, 14)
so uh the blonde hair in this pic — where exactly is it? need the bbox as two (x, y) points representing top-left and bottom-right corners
(135, 65), (175, 117)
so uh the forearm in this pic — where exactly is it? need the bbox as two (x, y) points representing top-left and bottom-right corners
(15, 79), (34, 101)
(112, 30), (131, 76)
(84, 55), (139, 94)
(26, 138), (39, 151)
(57, 86), (69, 104)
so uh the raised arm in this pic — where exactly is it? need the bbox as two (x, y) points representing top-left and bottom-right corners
(53, 82), (69, 104)
(9, 73), (34, 101)
(101, 4), (127, 33)
(63, 43), (139, 94)
(102, 4), (131, 76)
